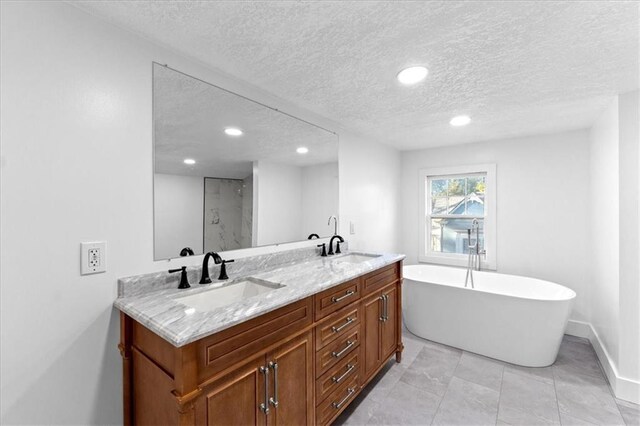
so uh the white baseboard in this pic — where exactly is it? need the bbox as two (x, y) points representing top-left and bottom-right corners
(566, 320), (640, 404)
(565, 319), (592, 339)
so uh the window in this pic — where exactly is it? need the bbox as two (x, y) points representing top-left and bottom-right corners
(419, 164), (496, 269)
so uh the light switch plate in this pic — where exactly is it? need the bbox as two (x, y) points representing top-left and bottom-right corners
(81, 241), (106, 275)
(350, 222), (356, 235)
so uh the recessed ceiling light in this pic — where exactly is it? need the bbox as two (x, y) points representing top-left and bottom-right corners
(397, 66), (428, 85)
(450, 115), (471, 126)
(296, 147), (309, 154)
(224, 127), (243, 136)
(183, 158), (196, 165)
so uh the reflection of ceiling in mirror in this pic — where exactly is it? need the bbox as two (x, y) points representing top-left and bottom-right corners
(154, 65), (338, 179)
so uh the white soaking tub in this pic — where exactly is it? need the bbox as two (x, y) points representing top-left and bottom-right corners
(403, 264), (576, 367)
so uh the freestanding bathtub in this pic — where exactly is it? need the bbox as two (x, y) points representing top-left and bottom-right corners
(403, 264), (576, 367)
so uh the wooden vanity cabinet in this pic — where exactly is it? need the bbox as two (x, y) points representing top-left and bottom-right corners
(194, 356), (267, 426)
(195, 331), (314, 426)
(380, 284), (399, 361)
(361, 263), (402, 384)
(362, 283), (400, 381)
(120, 297), (314, 426)
(266, 331), (315, 425)
(119, 260), (403, 426)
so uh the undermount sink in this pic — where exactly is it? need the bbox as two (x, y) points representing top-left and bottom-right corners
(331, 253), (381, 264)
(176, 277), (284, 312)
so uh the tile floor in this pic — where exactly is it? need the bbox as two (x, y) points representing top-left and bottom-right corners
(334, 330), (640, 426)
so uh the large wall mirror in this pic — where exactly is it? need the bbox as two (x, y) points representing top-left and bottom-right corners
(153, 64), (339, 260)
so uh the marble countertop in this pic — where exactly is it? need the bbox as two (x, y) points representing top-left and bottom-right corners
(114, 251), (405, 347)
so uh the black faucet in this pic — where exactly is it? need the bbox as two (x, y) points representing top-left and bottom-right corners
(218, 259), (235, 280)
(180, 247), (195, 256)
(328, 235), (344, 255)
(169, 266), (190, 289)
(199, 252), (222, 284)
(317, 243), (327, 257)
(307, 233), (320, 239)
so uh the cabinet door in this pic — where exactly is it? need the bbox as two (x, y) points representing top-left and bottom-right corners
(267, 331), (314, 426)
(362, 291), (383, 380)
(195, 356), (268, 426)
(381, 284), (399, 360)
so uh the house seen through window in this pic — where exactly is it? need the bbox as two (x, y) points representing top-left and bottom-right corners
(429, 174), (486, 255)
(419, 164), (496, 269)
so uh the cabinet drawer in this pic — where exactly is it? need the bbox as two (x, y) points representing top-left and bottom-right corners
(316, 327), (360, 378)
(316, 351), (359, 405)
(315, 304), (360, 350)
(197, 297), (312, 382)
(316, 373), (360, 426)
(362, 262), (399, 296)
(314, 278), (361, 321)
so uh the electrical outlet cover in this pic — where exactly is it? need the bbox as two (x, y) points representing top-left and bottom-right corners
(81, 241), (106, 275)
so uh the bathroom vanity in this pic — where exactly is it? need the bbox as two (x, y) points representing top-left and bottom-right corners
(115, 62), (405, 425)
(116, 251), (404, 425)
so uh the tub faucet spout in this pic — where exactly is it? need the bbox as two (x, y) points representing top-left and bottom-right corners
(465, 228), (475, 289)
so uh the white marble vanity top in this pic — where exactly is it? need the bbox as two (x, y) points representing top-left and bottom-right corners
(114, 251), (405, 347)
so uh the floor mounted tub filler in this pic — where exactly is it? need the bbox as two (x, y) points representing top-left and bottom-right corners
(403, 264), (576, 367)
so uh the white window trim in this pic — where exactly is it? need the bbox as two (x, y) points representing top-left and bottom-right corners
(418, 164), (497, 270)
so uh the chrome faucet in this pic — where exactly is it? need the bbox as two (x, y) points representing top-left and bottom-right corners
(464, 228), (475, 289)
(328, 215), (338, 236)
(465, 219), (485, 288)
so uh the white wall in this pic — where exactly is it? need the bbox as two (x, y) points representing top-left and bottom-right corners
(586, 92), (640, 403)
(154, 173), (204, 259)
(0, 3), (402, 423)
(255, 161), (303, 246)
(156, 163), (339, 257)
(400, 130), (592, 322)
(588, 99), (620, 369)
(616, 90), (640, 389)
(256, 161), (341, 244)
(340, 133), (401, 253)
(301, 162), (339, 238)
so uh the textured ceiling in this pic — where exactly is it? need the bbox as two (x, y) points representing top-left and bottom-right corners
(72, 1), (639, 150)
(154, 64), (337, 178)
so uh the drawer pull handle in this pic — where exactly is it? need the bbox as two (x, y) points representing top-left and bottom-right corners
(332, 363), (356, 383)
(378, 295), (385, 321)
(259, 366), (269, 414)
(332, 290), (355, 303)
(332, 387), (356, 409)
(332, 317), (354, 333)
(332, 340), (355, 358)
(268, 361), (279, 408)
